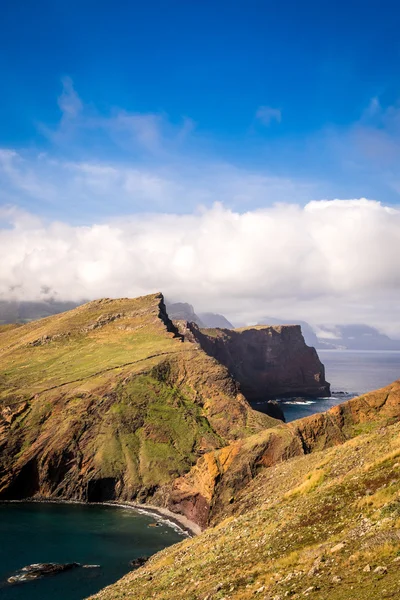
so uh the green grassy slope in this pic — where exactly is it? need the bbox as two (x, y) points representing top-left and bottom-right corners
(90, 382), (400, 600)
(0, 293), (276, 503)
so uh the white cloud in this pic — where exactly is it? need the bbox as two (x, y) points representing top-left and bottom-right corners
(0, 199), (400, 336)
(255, 106), (282, 126)
(312, 325), (341, 340)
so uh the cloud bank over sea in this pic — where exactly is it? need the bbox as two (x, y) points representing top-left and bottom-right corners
(1, 198), (399, 336)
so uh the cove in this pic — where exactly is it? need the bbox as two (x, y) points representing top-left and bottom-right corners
(0, 502), (184, 600)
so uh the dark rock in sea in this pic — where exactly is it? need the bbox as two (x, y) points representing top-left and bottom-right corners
(130, 556), (149, 568)
(7, 562), (81, 584)
(253, 400), (285, 421)
(266, 400), (285, 421)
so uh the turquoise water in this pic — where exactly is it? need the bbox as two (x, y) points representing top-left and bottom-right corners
(0, 503), (184, 600)
(279, 350), (400, 422)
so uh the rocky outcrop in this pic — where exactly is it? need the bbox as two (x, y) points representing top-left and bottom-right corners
(174, 322), (330, 400)
(130, 557), (149, 568)
(258, 316), (320, 347)
(7, 562), (81, 584)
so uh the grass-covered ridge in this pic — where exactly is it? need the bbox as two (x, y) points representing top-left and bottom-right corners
(0, 293), (276, 504)
(90, 381), (400, 600)
(0, 294), (181, 402)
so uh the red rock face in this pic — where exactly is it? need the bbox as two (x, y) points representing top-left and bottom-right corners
(164, 380), (400, 529)
(175, 322), (330, 400)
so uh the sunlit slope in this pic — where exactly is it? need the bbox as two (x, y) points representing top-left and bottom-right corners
(0, 294), (184, 399)
(0, 293), (275, 502)
(90, 381), (400, 600)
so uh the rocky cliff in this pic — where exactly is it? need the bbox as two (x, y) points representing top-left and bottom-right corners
(0, 293), (276, 504)
(175, 322), (330, 400)
(160, 380), (400, 528)
(0, 294), (329, 513)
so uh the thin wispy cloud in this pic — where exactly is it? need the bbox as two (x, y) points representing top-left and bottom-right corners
(0, 146), (316, 219)
(333, 95), (400, 178)
(255, 105), (282, 126)
(58, 76), (83, 118)
(295, 95), (400, 207)
(41, 77), (195, 157)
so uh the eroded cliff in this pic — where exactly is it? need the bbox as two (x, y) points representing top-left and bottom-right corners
(2, 294), (400, 600)
(174, 321), (330, 400)
(155, 380), (400, 529)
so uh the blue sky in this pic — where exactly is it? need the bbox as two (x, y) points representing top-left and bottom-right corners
(1, 1), (400, 331)
(2, 0), (400, 219)
(2, 0), (399, 140)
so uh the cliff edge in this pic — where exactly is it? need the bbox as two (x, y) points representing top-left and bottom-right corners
(174, 321), (330, 400)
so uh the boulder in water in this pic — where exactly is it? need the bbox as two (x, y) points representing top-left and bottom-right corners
(7, 562), (80, 584)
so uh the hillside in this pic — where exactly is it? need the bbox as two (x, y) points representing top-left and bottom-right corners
(165, 301), (205, 327)
(90, 381), (400, 600)
(0, 293), (274, 503)
(3, 294), (399, 600)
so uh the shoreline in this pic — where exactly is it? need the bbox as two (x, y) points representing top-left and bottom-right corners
(0, 497), (201, 537)
(102, 501), (202, 536)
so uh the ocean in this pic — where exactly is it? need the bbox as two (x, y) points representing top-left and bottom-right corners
(279, 350), (400, 422)
(0, 503), (183, 600)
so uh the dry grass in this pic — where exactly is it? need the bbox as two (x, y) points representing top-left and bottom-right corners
(0, 293), (276, 505)
(89, 420), (400, 600)
(284, 467), (326, 498)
